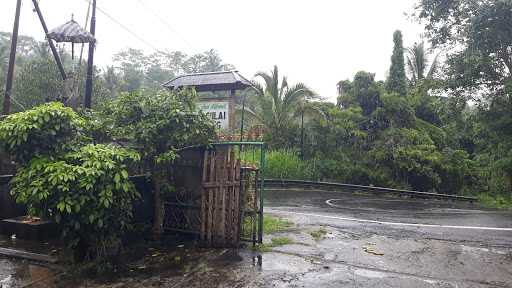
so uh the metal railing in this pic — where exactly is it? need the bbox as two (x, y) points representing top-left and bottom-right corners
(264, 179), (477, 202)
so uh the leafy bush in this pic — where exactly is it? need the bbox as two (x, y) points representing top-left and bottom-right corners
(11, 144), (140, 259)
(478, 193), (512, 210)
(0, 102), (84, 164)
(0, 103), (141, 260)
(100, 89), (217, 237)
(315, 157), (396, 187)
(264, 149), (318, 180)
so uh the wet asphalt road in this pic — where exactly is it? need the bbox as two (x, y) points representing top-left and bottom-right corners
(263, 189), (512, 287)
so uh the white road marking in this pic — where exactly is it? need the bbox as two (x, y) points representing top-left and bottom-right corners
(269, 209), (512, 232)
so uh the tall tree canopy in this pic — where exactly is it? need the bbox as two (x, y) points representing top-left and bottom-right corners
(386, 30), (408, 96)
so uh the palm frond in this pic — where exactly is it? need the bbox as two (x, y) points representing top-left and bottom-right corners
(427, 51), (441, 79)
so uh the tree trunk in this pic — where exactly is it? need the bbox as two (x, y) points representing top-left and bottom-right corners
(151, 169), (165, 240)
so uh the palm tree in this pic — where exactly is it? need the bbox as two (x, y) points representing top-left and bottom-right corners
(406, 41), (440, 86)
(242, 65), (317, 148)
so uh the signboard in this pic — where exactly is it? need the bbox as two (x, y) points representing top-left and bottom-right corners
(198, 101), (230, 130)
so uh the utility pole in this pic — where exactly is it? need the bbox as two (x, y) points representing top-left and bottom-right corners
(32, 0), (67, 81)
(3, 0), (23, 115)
(84, 0), (96, 109)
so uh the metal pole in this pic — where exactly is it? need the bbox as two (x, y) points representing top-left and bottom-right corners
(3, 0), (22, 115)
(300, 107), (305, 160)
(240, 92), (246, 142)
(84, 0), (96, 109)
(258, 143), (265, 244)
(31, 0), (67, 81)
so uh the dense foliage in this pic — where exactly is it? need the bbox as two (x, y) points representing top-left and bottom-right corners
(0, 102), (84, 164)
(11, 144), (139, 259)
(386, 30), (408, 96)
(0, 103), (141, 259)
(99, 89), (217, 236)
(1, 0), (511, 208)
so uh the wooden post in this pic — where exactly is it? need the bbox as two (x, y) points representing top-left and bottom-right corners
(31, 0), (67, 81)
(3, 0), (22, 115)
(84, 0), (96, 109)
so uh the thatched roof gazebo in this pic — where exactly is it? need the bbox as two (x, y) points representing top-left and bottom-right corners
(48, 19), (95, 43)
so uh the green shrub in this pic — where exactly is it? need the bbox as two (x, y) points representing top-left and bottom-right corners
(478, 193), (512, 210)
(0, 103), (141, 260)
(100, 89), (217, 237)
(264, 149), (317, 180)
(11, 144), (140, 259)
(0, 102), (84, 164)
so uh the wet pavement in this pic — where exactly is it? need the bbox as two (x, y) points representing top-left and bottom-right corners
(1, 190), (511, 287)
(263, 190), (512, 287)
(0, 236), (61, 288)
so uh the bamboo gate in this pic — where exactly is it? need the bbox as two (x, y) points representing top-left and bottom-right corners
(164, 142), (265, 247)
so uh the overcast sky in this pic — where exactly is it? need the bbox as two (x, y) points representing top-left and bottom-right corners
(0, 0), (424, 102)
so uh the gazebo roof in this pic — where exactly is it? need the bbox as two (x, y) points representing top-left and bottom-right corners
(162, 70), (253, 92)
(48, 20), (95, 43)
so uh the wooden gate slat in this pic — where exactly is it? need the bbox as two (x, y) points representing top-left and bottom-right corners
(207, 151), (215, 245)
(200, 146), (244, 247)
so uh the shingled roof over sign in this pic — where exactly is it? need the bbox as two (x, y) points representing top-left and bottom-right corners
(162, 70), (253, 92)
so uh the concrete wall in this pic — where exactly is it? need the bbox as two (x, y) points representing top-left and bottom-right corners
(0, 176), (25, 220)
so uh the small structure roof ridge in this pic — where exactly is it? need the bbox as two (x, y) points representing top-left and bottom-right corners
(162, 70), (253, 91)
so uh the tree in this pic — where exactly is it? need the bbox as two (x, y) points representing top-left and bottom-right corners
(244, 65), (316, 148)
(338, 71), (382, 116)
(102, 66), (123, 99)
(201, 49), (235, 72)
(415, 0), (512, 94)
(386, 30), (408, 96)
(406, 41), (440, 86)
(415, 0), (512, 200)
(100, 89), (216, 238)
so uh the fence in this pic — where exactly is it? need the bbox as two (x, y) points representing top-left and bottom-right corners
(164, 142), (266, 247)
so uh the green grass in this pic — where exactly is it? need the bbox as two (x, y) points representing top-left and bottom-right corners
(478, 193), (512, 209)
(242, 216), (293, 239)
(263, 216), (293, 234)
(270, 236), (294, 246)
(253, 236), (294, 252)
(309, 228), (328, 241)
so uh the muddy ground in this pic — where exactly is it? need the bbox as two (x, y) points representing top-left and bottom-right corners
(1, 190), (511, 287)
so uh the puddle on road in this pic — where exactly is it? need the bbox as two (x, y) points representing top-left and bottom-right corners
(0, 258), (56, 288)
(353, 268), (387, 279)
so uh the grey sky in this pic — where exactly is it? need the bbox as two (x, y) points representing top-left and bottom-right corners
(0, 0), (424, 102)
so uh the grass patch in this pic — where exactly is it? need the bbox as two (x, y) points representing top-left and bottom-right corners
(309, 228), (328, 241)
(241, 216), (293, 239)
(478, 194), (512, 209)
(253, 236), (294, 252)
(263, 216), (293, 234)
(270, 236), (294, 246)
